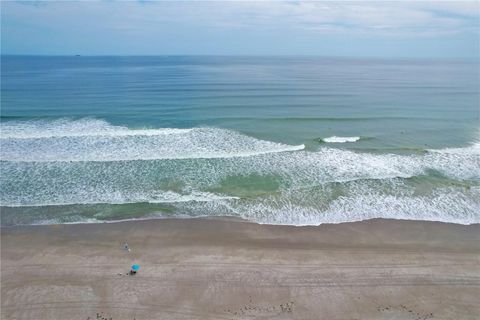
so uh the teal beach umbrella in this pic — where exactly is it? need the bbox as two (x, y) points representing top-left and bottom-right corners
(132, 264), (140, 271)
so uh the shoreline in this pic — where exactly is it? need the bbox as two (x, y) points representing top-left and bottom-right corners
(2, 217), (480, 319)
(2, 214), (479, 229)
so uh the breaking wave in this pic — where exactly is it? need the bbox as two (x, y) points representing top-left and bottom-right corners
(321, 136), (361, 143)
(1, 118), (479, 226)
(1, 119), (305, 162)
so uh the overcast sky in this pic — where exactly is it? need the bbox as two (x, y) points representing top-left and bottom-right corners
(1, 1), (479, 58)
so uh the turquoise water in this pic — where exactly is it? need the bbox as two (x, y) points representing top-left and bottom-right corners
(1, 56), (479, 225)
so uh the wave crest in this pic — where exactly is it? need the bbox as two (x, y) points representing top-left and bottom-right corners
(1, 119), (305, 162)
(321, 136), (361, 143)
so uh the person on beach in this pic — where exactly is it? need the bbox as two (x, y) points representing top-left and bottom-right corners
(124, 242), (130, 252)
(130, 264), (140, 275)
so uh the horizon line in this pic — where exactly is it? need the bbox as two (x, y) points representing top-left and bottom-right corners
(1, 54), (478, 61)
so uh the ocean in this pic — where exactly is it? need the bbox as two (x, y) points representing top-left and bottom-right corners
(1, 56), (479, 226)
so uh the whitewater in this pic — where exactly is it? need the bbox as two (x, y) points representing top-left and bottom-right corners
(1, 118), (479, 226)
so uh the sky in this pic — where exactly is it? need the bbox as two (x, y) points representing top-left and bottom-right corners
(1, 1), (479, 58)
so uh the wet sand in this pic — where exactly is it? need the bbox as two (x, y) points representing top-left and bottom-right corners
(1, 218), (479, 320)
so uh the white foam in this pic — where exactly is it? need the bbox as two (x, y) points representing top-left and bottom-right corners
(428, 141), (480, 155)
(0, 118), (192, 139)
(232, 185), (480, 226)
(322, 136), (360, 143)
(1, 119), (479, 226)
(148, 191), (239, 204)
(1, 119), (305, 162)
(1, 141), (479, 208)
(1, 190), (238, 207)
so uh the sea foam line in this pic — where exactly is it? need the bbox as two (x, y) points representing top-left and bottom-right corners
(0, 144), (306, 162)
(1, 191), (239, 208)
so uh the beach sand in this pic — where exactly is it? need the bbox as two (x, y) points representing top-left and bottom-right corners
(1, 218), (479, 320)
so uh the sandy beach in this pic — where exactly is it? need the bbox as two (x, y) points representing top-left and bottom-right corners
(1, 218), (479, 320)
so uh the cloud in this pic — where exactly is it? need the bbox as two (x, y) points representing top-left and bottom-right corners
(1, 1), (478, 56)
(3, 1), (478, 36)
(213, 1), (479, 36)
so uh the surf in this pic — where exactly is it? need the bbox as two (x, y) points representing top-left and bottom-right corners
(1, 140), (479, 208)
(0, 119), (305, 162)
(1, 118), (479, 226)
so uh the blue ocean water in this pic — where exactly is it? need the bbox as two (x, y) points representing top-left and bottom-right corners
(1, 56), (479, 225)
